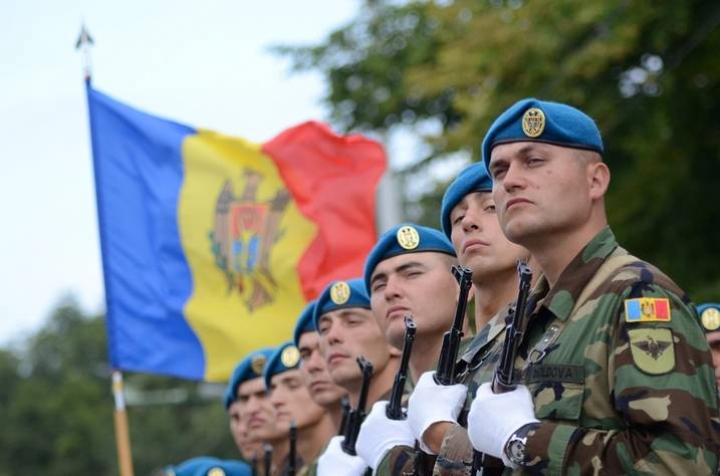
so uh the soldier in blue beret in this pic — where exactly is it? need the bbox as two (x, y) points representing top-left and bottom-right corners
(264, 341), (335, 475)
(163, 456), (251, 476)
(314, 277), (399, 475)
(294, 301), (347, 430)
(465, 98), (719, 474)
(698, 303), (720, 389)
(355, 222), (463, 471)
(224, 347), (286, 475)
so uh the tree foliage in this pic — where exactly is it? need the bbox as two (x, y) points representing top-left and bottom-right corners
(0, 299), (236, 475)
(277, 0), (720, 299)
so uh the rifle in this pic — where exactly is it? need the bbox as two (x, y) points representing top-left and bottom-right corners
(250, 455), (257, 476)
(341, 356), (374, 455)
(338, 395), (351, 436)
(288, 420), (297, 476)
(263, 444), (273, 476)
(386, 315), (416, 420)
(434, 265), (473, 385)
(492, 261), (533, 393)
(472, 261), (533, 473)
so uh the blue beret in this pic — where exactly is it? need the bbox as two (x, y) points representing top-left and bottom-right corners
(482, 98), (604, 172)
(440, 162), (493, 238)
(313, 278), (370, 329)
(223, 347), (275, 409)
(263, 341), (301, 389)
(293, 300), (317, 347)
(165, 457), (251, 476)
(363, 223), (456, 292)
(697, 303), (720, 333)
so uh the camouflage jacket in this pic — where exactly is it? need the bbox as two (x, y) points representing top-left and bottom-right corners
(510, 226), (719, 475)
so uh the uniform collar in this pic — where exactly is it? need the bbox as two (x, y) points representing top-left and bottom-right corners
(533, 226), (618, 322)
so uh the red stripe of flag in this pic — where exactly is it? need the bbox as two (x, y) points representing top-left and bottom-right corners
(262, 121), (387, 299)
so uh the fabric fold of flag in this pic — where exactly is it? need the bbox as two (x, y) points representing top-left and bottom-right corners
(86, 83), (386, 381)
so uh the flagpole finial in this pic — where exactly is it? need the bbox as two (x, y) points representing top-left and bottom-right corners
(75, 23), (95, 82)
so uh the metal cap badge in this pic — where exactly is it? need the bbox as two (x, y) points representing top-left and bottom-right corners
(522, 107), (545, 138)
(281, 345), (300, 368)
(208, 469), (226, 476)
(330, 281), (351, 305)
(701, 307), (720, 332)
(396, 225), (420, 250)
(251, 355), (267, 375)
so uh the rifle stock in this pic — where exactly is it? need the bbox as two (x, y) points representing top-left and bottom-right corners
(386, 315), (416, 420)
(434, 265), (473, 385)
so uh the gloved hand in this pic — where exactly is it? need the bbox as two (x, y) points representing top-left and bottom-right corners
(467, 383), (539, 468)
(316, 435), (369, 476)
(407, 371), (467, 454)
(356, 401), (415, 469)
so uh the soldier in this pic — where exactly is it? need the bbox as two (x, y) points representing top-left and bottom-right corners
(365, 166), (534, 475)
(698, 303), (720, 389)
(354, 223), (461, 471)
(313, 278), (401, 476)
(162, 456), (251, 476)
(227, 401), (261, 466)
(225, 348), (277, 472)
(264, 341), (336, 475)
(227, 347), (289, 476)
(466, 98), (719, 473)
(294, 300), (348, 430)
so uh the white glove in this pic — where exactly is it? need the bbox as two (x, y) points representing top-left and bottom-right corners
(316, 435), (369, 476)
(356, 401), (415, 469)
(467, 383), (539, 468)
(407, 371), (467, 454)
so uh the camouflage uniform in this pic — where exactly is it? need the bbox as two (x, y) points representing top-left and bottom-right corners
(506, 227), (718, 474)
(382, 227), (720, 475)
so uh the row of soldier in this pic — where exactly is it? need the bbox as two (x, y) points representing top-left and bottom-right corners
(165, 98), (720, 476)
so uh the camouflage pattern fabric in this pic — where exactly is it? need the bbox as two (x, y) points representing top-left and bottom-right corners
(511, 227), (719, 475)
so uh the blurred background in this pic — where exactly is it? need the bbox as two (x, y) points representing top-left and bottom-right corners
(1, 0), (719, 473)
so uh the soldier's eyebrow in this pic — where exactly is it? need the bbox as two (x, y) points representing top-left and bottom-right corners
(395, 261), (427, 274)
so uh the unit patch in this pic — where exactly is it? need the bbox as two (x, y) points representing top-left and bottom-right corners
(628, 328), (675, 375)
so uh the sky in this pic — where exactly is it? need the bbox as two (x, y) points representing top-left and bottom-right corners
(0, 0), (384, 346)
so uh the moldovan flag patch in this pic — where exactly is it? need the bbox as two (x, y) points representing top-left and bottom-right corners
(624, 298), (672, 323)
(86, 83), (386, 381)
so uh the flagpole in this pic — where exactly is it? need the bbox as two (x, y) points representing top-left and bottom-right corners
(112, 371), (135, 476)
(76, 24), (135, 476)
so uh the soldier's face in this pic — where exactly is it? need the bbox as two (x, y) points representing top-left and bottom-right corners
(228, 401), (261, 460)
(369, 252), (459, 349)
(298, 331), (347, 406)
(269, 369), (326, 431)
(237, 377), (284, 441)
(450, 191), (529, 281)
(488, 142), (600, 246)
(317, 307), (392, 388)
(706, 332), (720, 388)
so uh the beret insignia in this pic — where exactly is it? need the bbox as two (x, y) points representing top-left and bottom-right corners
(281, 346), (300, 368)
(208, 469), (226, 476)
(701, 307), (720, 332)
(330, 281), (351, 305)
(522, 107), (545, 138)
(250, 355), (267, 375)
(396, 225), (420, 250)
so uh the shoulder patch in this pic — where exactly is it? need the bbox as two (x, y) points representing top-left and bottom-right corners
(624, 298), (671, 323)
(628, 328), (675, 375)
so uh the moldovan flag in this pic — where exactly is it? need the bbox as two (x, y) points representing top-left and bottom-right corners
(86, 83), (386, 381)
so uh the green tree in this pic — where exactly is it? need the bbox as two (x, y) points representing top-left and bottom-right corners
(277, 0), (720, 299)
(0, 299), (237, 475)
